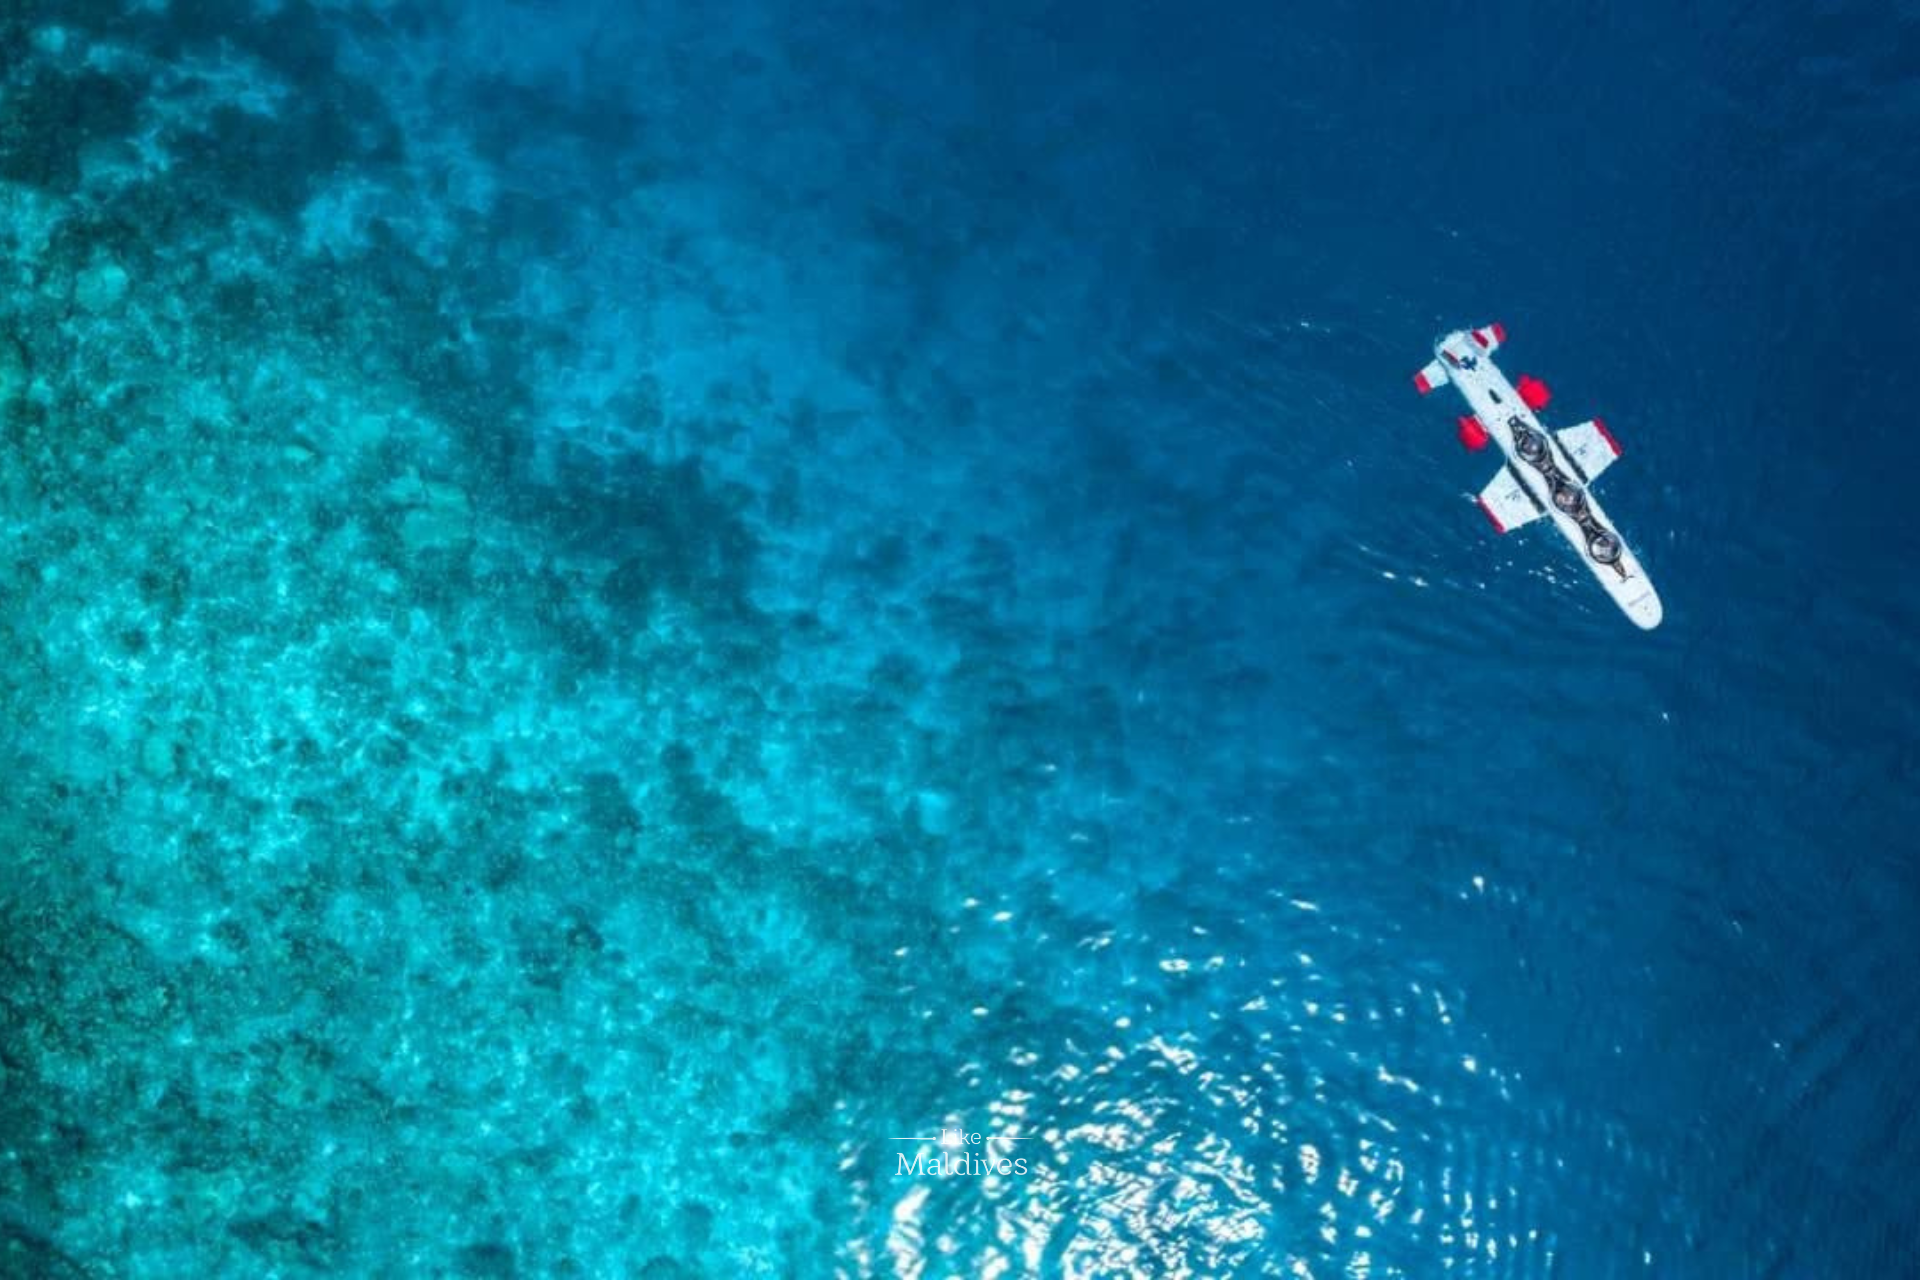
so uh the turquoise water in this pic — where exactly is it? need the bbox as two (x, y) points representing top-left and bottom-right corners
(4, 1), (1919, 1276)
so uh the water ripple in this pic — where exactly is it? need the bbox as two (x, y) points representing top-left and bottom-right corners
(839, 902), (1628, 1278)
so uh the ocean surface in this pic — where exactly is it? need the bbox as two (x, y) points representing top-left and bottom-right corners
(3, 1), (1918, 1276)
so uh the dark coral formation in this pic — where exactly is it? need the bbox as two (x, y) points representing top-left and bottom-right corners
(0, 3), (1162, 1274)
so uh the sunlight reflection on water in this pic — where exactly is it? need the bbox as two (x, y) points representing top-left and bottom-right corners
(844, 927), (1558, 1279)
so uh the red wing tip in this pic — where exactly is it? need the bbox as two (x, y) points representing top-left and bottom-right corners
(1491, 321), (1506, 343)
(1413, 371), (1432, 394)
(1593, 417), (1622, 456)
(1475, 495), (1506, 533)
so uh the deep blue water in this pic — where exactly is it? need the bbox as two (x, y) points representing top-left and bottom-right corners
(3, 0), (1918, 1276)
